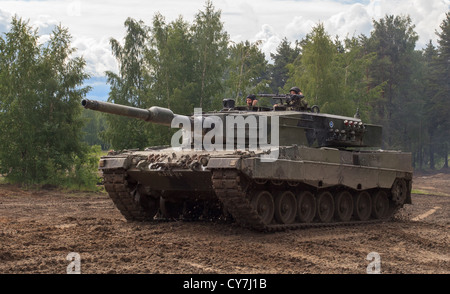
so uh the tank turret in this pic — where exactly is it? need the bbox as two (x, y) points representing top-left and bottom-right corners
(82, 97), (382, 149)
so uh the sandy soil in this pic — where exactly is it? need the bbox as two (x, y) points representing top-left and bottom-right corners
(0, 173), (448, 275)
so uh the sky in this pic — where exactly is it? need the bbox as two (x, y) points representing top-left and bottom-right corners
(0, 0), (449, 100)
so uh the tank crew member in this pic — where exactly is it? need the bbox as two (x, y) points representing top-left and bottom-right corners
(288, 86), (308, 109)
(289, 86), (302, 96)
(246, 94), (258, 107)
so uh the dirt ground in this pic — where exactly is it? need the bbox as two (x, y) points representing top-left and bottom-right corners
(0, 172), (448, 275)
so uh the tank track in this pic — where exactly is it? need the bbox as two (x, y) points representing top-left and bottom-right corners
(212, 169), (396, 232)
(103, 169), (154, 221)
(102, 168), (401, 232)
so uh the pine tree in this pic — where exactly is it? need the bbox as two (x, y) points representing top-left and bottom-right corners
(366, 15), (418, 148)
(269, 38), (300, 93)
(431, 12), (450, 168)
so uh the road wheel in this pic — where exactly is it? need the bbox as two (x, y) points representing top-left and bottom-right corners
(391, 179), (407, 206)
(372, 190), (389, 219)
(296, 191), (316, 223)
(334, 191), (353, 222)
(250, 190), (275, 225)
(354, 191), (372, 221)
(317, 191), (334, 223)
(274, 191), (297, 224)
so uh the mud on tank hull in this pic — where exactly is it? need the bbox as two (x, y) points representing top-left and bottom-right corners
(100, 145), (412, 231)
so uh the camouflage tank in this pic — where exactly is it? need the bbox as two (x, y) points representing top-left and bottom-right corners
(81, 95), (412, 231)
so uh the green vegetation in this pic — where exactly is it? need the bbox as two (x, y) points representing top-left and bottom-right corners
(0, 2), (449, 190)
(412, 189), (450, 197)
(0, 17), (96, 189)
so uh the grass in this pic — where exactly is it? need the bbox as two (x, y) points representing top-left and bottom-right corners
(412, 189), (450, 197)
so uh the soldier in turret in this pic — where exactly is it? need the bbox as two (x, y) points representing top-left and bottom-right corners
(246, 94), (258, 107)
(287, 86), (308, 110)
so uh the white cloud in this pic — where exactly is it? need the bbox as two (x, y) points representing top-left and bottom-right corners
(0, 9), (12, 33)
(71, 36), (117, 77)
(253, 24), (282, 60)
(325, 3), (372, 38)
(367, 0), (449, 47)
(285, 16), (317, 40)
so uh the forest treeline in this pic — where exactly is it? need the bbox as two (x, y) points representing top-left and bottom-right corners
(0, 0), (449, 187)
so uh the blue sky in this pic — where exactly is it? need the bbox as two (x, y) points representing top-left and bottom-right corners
(1, 0), (449, 101)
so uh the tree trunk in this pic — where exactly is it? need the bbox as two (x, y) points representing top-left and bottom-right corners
(429, 129), (435, 170)
(444, 143), (449, 169)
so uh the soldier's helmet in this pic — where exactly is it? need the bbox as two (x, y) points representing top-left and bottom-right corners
(289, 87), (301, 94)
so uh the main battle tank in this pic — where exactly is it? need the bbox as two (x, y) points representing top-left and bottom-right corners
(82, 95), (412, 231)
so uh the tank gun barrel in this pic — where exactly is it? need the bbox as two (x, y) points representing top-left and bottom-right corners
(81, 99), (187, 127)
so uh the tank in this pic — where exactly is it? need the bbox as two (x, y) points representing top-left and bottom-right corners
(81, 95), (413, 231)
